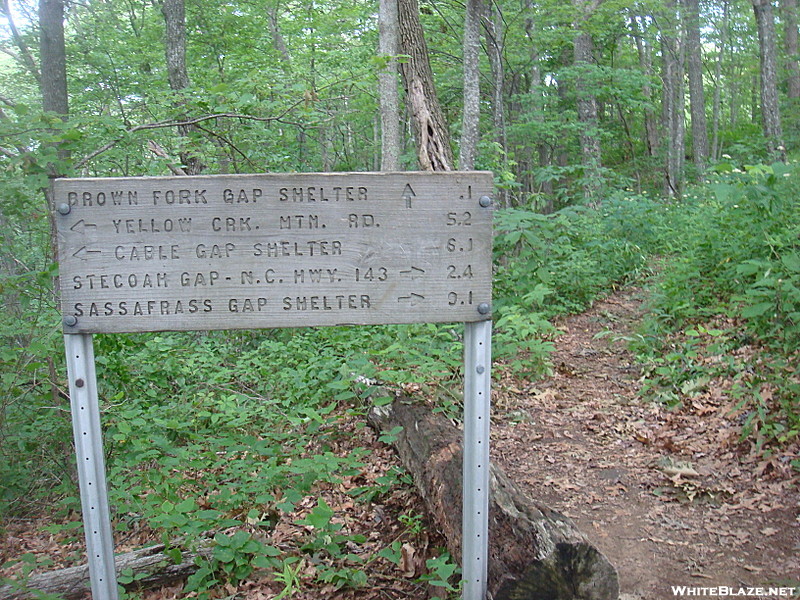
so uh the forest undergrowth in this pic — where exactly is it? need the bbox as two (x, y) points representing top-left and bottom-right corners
(1, 160), (799, 598)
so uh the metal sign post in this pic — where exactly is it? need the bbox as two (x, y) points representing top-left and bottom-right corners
(55, 171), (494, 600)
(64, 333), (119, 600)
(462, 320), (492, 600)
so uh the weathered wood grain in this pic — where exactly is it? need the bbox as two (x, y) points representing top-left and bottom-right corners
(55, 171), (493, 333)
(367, 398), (620, 600)
(0, 542), (212, 600)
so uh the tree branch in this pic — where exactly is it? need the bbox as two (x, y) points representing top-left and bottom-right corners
(0, 0), (41, 85)
(146, 140), (187, 175)
(193, 123), (259, 170)
(74, 101), (314, 170)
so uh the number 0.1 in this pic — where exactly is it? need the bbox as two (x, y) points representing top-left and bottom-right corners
(448, 291), (473, 306)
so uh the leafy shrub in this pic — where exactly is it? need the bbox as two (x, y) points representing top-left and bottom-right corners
(491, 195), (665, 374)
(636, 161), (800, 449)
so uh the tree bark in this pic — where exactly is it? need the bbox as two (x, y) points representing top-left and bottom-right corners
(752, 0), (786, 161)
(379, 0), (402, 171)
(267, 2), (292, 70)
(459, 0), (482, 171)
(368, 399), (619, 600)
(524, 2), (554, 207)
(39, 0), (68, 126)
(162, 0), (190, 91)
(629, 14), (659, 159)
(485, 2), (510, 205)
(711, 0), (729, 160)
(397, 0), (454, 171)
(38, 0), (69, 263)
(485, 2), (506, 153)
(660, 0), (684, 197)
(684, 0), (708, 175)
(573, 0), (603, 206)
(781, 0), (800, 100)
(161, 0), (203, 174)
(0, 542), (212, 600)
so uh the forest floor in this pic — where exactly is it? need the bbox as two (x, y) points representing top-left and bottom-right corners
(1, 285), (799, 600)
(491, 284), (800, 599)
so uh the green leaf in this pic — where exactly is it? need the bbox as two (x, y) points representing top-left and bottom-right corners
(741, 301), (774, 318)
(261, 544), (282, 557)
(229, 530), (252, 550)
(214, 546), (236, 564)
(164, 547), (182, 565)
(175, 498), (196, 513)
(252, 555), (276, 569)
(377, 544), (401, 565)
(782, 253), (800, 273)
(305, 497), (334, 529)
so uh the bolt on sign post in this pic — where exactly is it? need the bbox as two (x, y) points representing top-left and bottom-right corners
(55, 171), (493, 600)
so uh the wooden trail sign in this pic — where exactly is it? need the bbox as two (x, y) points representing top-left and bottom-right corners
(55, 171), (493, 600)
(55, 172), (493, 333)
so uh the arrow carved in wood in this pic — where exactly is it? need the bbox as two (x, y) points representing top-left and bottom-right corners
(70, 220), (98, 234)
(401, 184), (417, 208)
(397, 293), (425, 306)
(399, 266), (426, 279)
(72, 246), (102, 260)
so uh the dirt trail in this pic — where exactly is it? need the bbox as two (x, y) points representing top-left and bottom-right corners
(491, 286), (799, 600)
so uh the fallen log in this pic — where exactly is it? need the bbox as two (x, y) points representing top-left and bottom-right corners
(0, 542), (211, 600)
(368, 398), (619, 600)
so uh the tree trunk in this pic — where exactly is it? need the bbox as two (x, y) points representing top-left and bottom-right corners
(379, 0), (402, 171)
(38, 0), (69, 263)
(459, 0), (482, 171)
(524, 2), (554, 208)
(629, 14), (659, 159)
(711, 0), (729, 160)
(485, 3), (506, 152)
(39, 0), (67, 116)
(486, 2), (509, 204)
(267, 2), (292, 70)
(0, 542), (213, 600)
(660, 0), (684, 198)
(781, 0), (800, 100)
(573, 1), (603, 206)
(684, 0), (708, 175)
(162, 0), (190, 91)
(161, 0), (203, 174)
(368, 399), (620, 600)
(752, 0), (786, 161)
(398, 0), (454, 171)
